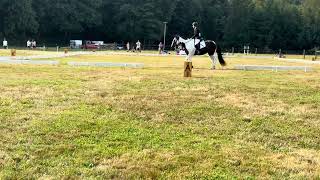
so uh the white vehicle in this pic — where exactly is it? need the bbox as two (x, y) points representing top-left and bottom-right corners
(178, 50), (186, 55)
(70, 40), (83, 49)
(92, 41), (104, 46)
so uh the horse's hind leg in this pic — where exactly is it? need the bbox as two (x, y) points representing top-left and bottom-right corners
(210, 54), (217, 70)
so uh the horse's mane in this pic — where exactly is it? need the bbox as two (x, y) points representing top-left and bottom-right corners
(177, 36), (191, 42)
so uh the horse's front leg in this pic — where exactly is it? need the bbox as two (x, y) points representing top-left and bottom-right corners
(186, 48), (196, 62)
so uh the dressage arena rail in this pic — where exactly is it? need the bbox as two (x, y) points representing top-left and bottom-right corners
(276, 57), (320, 64)
(68, 62), (144, 68)
(0, 59), (144, 68)
(235, 65), (312, 72)
(95, 51), (236, 58)
(0, 52), (95, 61)
(0, 59), (59, 65)
(14, 52), (95, 60)
(97, 52), (170, 57)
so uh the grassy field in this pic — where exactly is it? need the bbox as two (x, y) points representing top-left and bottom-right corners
(0, 49), (62, 57)
(0, 48), (318, 60)
(0, 52), (320, 179)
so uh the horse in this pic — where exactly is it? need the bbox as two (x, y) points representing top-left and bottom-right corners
(171, 35), (226, 69)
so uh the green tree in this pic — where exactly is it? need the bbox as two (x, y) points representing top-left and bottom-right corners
(169, 0), (197, 38)
(32, 0), (102, 43)
(265, 0), (301, 50)
(0, 0), (318, 50)
(299, 0), (320, 49)
(223, 0), (255, 47)
(2, 0), (38, 39)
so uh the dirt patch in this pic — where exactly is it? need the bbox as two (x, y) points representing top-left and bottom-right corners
(96, 149), (175, 178)
(265, 149), (320, 178)
(216, 93), (288, 117)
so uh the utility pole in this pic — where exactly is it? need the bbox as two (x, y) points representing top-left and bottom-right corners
(163, 22), (168, 51)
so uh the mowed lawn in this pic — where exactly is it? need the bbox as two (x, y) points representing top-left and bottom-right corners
(0, 53), (320, 179)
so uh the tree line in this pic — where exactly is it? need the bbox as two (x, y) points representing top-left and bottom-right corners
(0, 0), (319, 50)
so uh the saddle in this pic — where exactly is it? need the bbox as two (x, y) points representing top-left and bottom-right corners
(194, 39), (206, 55)
(194, 39), (206, 50)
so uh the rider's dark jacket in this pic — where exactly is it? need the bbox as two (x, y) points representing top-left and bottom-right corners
(191, 27), (201, 39)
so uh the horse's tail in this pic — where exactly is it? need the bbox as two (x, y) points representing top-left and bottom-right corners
(216, 45), (226, 66)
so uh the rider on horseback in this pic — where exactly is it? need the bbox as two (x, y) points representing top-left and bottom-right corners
(191, 22), (201, 54)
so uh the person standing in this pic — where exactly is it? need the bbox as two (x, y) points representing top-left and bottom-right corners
(31, 40), (34, 49)
(3, 38), (8, 49)
(131, 45), (135, 52)
(31, 40), (37, 49)
(126, 42), (130, 52)
(27, 40), (31, 49)
(158, 42), (163, 54)
(136, 40), (141, 52)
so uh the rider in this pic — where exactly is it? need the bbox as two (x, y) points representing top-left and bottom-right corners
(191, 22), (201, 54)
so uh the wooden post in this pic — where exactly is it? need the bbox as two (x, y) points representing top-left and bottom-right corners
(184, 62), (192, 77)
(255, 48), (258, 56)
(315, 49), (318, 60)
(303, 49), (306, 59)
(232, 47), (234, 55)
(11, 49), (16, 56)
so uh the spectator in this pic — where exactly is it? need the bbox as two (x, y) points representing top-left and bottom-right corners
(31, 40), (37, 49)
(27, 40), (31, 49)
(136, 40), (141, 52)
(31, 40), (34, 49)
(158, 42), (164, 54)
(3, 38), (8, 49)
(126, 42), (130, 52)
(34, 40), (37, 48)
(131, 45), (135, 52)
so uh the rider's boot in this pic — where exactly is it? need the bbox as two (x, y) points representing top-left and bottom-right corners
(195, 43), (200, 55)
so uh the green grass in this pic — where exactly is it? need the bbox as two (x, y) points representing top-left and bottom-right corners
(0, 53), (320, 179)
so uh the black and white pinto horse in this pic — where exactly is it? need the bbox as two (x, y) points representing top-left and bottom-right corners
(171, 35), (226, 69)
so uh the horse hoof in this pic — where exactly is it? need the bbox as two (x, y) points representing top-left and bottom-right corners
(211, 67), (216, 70)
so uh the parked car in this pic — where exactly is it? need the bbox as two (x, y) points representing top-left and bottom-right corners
(81, 41), (100, 49)
(70, 40), (82, 49)
(117, 46), (124, 50)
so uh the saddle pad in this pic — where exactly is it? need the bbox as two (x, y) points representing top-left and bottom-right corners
(200, 41), (206, 48)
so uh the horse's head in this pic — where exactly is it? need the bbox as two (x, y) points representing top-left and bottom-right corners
(171, 35), (181, 48)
